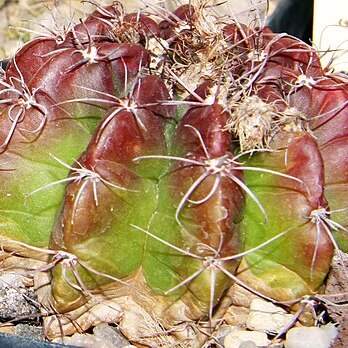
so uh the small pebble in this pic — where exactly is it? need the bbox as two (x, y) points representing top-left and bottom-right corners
(15, 324), (43, 340)
(246, 298), (295, 334)
(239, 340), (258, 348)
(285, 324), (338, 348)
(216, 325), (239, 344)
(54, 324), (135, 348)
(0, 286), (39, 320)
(93, 323), (130, 346)
(0, 273), (24, 289)
(224, 329), (270, 348)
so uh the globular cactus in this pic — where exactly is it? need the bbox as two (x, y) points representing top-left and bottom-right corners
(0, 1), (346, 346)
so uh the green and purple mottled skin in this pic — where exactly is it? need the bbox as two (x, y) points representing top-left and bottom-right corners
(240, 131), (334, 300)
(0, 97), (90, 246)
(0, 1), (346, 343)
(291, 77), (348, 251)
(150, 102), (245, 310)
(50, 85), (245, 318)
(0, 33), (149, 247)
(50, 74), (173, 311)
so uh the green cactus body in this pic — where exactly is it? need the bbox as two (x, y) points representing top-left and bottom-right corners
(0, 1), (346, 345)
(0, 34), (150, 247)
(49, 74), (172, 311)
(49, 83), (244, 319)
(0, 102), (91, 246)
(240, 131), (334, 300)
(290, 78), (348, 251)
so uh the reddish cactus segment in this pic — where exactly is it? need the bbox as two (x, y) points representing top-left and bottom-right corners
(291, 77), (348, 250)
(143, 102), (244, 315)
(51, 76), (172, 218)
(3, 38), (58, 85)
(241, 131), (334, 299)
(1, 40), (150, 150)
(86, 79), (172, 173)
(175, 104), (231, 156)
(172, 103), (244, 252)
(50, 114), (167, 312)
(61, 5), (121, 46)
(49, 92), (245, 319)
(260, 33), (323, 76)
(30, 42), (149, 100)
(130, 74), (175, 119)
(159, 4), (193, 40)
(49, 71), (174, 312)
(240, 31), (325, 101)
(63, 4), (159, 47)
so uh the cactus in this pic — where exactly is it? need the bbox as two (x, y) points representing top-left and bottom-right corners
(0, 1), (346, 346)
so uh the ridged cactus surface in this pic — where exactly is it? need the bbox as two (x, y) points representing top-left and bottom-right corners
(0, 1), (346, 346)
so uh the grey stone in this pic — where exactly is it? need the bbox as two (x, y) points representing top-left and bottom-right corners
(0, 273), (24, 289)
(215, 325), (240, 344)
(0, 286), (39, 320)
(15, 324), (44, 341)
(93, 323), (130, 347)
(54, 324), (135, 348)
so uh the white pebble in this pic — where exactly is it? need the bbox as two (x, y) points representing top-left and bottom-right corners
(246, 299), (295, 334)
(224, 329), (270, 347)
(285, 324), (338, 348)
